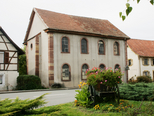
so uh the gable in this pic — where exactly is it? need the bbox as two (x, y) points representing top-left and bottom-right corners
(24, 8), (130, 44)
(0, 27), (24, 55)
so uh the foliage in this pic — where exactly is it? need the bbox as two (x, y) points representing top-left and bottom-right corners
(16, 75), (44, 90)
(0, 93), (62, 116)
(51, 83), (62, 88)
(75, 82), (93, 107)
(120, 0), (154, 21)
(18, 54), (27, 75)
(136, 76), (152, 83)
(86, 67), (123, 87)
(119, 83), (154, 101)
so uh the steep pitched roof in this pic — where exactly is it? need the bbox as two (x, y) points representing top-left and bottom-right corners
(127, 39), (154, 57)
(0, 26), (24, 55)
(24, 8), (129, 43)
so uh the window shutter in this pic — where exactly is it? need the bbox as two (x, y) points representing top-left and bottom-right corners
(4, 52), (9, 64)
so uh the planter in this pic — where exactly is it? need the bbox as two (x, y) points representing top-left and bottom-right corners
(96, 81), (107, 91)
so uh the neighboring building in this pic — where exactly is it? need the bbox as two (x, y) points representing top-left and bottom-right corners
(0, 26), (24, 90)
(127, 39), (154, 80)
(23, 8), (130, 88)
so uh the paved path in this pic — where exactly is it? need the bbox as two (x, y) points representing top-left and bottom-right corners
(0, 89), (79, 106)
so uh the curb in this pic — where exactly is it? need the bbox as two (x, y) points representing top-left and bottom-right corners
(0, 87), (79, 94)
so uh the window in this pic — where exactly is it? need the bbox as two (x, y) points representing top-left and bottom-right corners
(0, 75), (2, 84)
(98, 40), (105, 54)
(0, 52), (4, 70)
(62, 37), (69, 53)
(114, 42), (119, 55)
(151, 58), (154, 66)
(62, 64), (70, 81)
(115, 64), (120, 71)
(128, 59), (133, 66)
(82, 64), (88, 79)
(81, 38), (88, 54)
(143, 71), (150, 76)
(142, 58), (149, 66)
(99, 64), (105, 70)
(0, 74), (4, 85)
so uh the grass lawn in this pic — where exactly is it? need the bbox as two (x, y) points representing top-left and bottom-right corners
(44, 100), (154, 116)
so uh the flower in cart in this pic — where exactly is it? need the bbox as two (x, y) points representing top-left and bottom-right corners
(105, 80), (107, 82)
(100, 82), (102, 84)
(118, 76), (120, 78)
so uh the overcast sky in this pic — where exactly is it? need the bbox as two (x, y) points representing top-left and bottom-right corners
(0, 0), (154, 48)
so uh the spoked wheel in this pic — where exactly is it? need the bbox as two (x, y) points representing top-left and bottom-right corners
(88, 85), (96, 106)
(114, 84), (120, 104)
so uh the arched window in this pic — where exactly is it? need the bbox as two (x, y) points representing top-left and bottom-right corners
(82, 64), (88, 79)
(62, 64), (70, 81)
(81, 38), (88, 53)
(98, 40), (105, 54)
(114, 42), (119, 55)
(115, 64), (120, 71)
(62, 37), (69, 52)
(99, 64), (105, 70)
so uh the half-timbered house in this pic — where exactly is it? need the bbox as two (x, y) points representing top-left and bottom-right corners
(0, 26), (24, 90)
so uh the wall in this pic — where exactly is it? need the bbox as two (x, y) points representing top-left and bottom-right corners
(127, 46), (140, 80)
(26, 12), (49, 87)
(53, 33), (127, 87)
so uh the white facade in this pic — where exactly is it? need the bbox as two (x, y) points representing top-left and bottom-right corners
(127, 46), (154, 80)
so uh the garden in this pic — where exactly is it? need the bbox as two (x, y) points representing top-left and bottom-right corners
(1, 67), (154, 116)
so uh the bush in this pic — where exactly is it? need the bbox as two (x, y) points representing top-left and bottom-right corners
(75, 82), (93, 107)
(137, 76), (152, 83)
(51, 83), (62, 88)
(119, 83), (154, 101)
(16, 75), (43, 90)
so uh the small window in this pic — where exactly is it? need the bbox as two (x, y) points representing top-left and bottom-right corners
(30, 43), (33, 49)
(99, 64), (105, 70)
(82, 64), (88, 79)
(142, 58), (149, 66)
(0, 75), (2, 84)
(62, 37), (69, 53)
(114, 42), (119, 55)
(98, 40), (105, 54)
(115, 64), (120, 71)
(0, 52), (4, 63)
(62, 64), (70, 81)
(128, 59), (133, 66)
(143, 71), (150, 76)
(151, 59), (154, 66)
(81, 38), (88, 54)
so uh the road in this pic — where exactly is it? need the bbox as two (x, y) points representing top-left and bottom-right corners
(0, 89), (78, 106)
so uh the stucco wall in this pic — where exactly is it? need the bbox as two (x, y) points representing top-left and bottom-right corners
(127, 46), (140, 80)
(53, 33), (126, 87)
(26, 12), (49, 87)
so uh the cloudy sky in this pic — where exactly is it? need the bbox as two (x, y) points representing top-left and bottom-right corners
(0, 0), (154, 48)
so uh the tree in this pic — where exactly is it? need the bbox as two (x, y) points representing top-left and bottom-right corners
(19, 45), (27, 75)
(120, 0), (154, 21)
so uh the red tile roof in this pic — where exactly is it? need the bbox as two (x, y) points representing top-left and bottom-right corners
(24, 8), (129, 43)
(127, 39), (154, 57)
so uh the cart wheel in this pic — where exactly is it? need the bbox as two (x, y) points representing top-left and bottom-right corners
(114, 84), (120, 104)
(88, 85), (95, 106)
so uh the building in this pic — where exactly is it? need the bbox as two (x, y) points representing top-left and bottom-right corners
(0, 26), (24, 90)
(23, 8), (130, 88)
(127, 39), (154, 80)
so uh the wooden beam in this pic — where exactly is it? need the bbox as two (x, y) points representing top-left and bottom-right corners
(1, 35), (9, 50)
(6, 52), (16, 70)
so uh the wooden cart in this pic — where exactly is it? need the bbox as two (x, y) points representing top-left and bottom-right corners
(88, 84), (120, 106)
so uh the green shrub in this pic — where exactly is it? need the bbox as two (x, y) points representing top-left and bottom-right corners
(75, 82), (93, 107)
(16, 75), (43, 90)
(136, 76), (152, 83)
(119, 83), (154, 101)
(0, 93), (64, 116)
